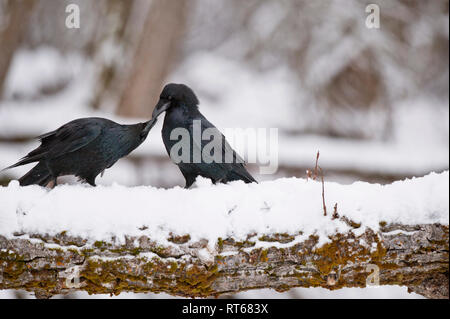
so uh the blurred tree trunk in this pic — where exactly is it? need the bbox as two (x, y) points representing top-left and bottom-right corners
(0, 0), (36, 99)
(117, 0), (189, 118)
(89, 0), (137, 110)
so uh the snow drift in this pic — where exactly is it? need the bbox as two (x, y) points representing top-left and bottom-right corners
(0, 171), (448, 249)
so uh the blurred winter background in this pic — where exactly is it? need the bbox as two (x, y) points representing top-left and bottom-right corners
(0, 0), (448, 299)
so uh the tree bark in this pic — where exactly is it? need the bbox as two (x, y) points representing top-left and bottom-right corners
(0, 223), (448, 299)
(0, 0), (36, 99)
(116, 0), (189, 117)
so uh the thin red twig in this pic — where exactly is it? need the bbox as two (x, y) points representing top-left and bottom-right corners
(319, 166), (327, 216)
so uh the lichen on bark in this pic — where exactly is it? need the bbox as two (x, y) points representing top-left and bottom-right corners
(0, 223), (448, 299)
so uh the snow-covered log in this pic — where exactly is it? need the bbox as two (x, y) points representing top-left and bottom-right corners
(0, 172), (448, 299)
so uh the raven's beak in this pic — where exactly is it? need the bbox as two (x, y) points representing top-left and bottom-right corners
(141, 117), (157, 138)
(140, 99), (170, 138)
(152, 99), (171, 120)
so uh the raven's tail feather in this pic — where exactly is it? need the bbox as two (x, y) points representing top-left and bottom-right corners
(227, 167), (257, 184)
(2, 145), (47, 171)
(19, 162), (52, 187)
(3, 156), (39, 171)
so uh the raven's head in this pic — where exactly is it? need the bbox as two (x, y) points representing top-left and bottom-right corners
(151, 83), (199, 120)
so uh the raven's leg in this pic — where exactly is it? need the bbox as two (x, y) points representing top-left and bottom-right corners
(43, 161), (58, 189)
(48, 176), (58, 189)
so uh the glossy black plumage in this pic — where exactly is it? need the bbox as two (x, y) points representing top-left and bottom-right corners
(4, 117), (156, 186)
(152, 83), (257, 188)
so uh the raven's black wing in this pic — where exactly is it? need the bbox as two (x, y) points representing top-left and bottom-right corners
(189, 116), (256, 183)
(5, 119), (103, 169)
(43, 120), (103, 158)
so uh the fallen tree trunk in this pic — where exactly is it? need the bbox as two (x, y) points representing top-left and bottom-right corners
(0, 223), (448, 299)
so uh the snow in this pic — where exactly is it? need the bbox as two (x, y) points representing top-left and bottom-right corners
(278, 134), (448, 176)
(0, 171), (447, 250)
(3, 47), (84, 100)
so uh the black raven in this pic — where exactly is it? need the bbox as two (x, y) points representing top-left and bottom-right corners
(3, 117), (156, 187)
(151, 83), (257, 188)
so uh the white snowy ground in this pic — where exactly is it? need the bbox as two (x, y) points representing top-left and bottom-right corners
(0, 171), (448, 252)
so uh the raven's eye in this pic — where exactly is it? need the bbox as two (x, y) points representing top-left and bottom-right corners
(168, 96), (172, 100)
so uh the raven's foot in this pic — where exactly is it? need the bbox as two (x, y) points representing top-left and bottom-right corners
(46, 177), (58, 189)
